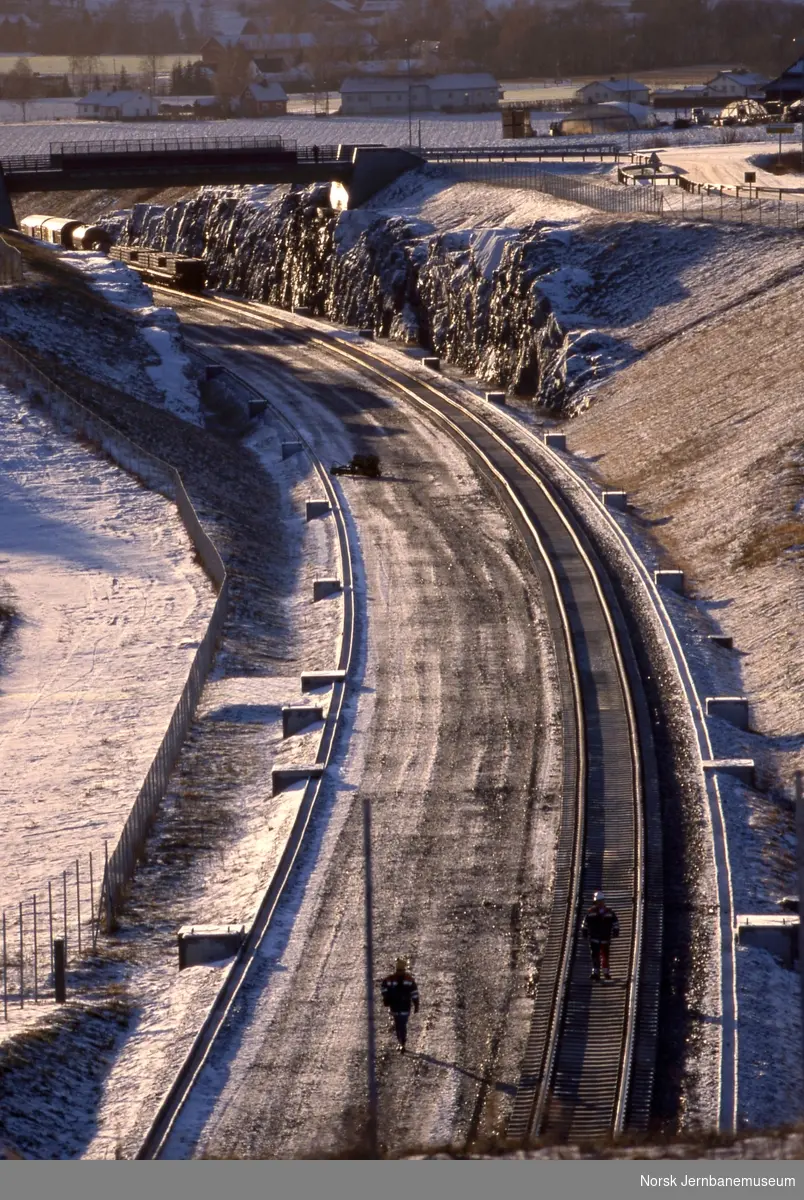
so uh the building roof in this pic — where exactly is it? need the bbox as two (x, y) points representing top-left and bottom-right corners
(243, 81), (287, 102)
(428, 72), (500, 91)
(579, 77), (648, 93)
(708, 70), (768, 88)
(341, 72), (499, 94)
(769, 56), (804, 81)
(261, 32), (317, 50)
(340, 75), (413, 92)
(78, 90), (153, 107)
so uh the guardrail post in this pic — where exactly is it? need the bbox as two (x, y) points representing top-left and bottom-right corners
(363, 792), (379, 1157)
(54, 938), (66, 1004)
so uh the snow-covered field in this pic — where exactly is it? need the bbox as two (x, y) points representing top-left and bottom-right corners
(0, 112), (781, 155)
(0, 385), (214, 917)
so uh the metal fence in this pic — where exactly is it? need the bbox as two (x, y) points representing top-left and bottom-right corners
(49, 135), (290, 157)
(442, 161), (666, 215)
(0, 339), (229, 1012)
(0, 236), (22, 284)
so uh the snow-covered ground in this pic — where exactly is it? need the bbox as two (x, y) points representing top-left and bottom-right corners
(0, 385), (214, 920)
(0, 112), (781, 155)
(650, 140), (804, 192)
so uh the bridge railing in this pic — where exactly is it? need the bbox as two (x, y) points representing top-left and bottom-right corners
(49, 135), (294, 157)
(0, 154), (52, 172)
(424, 144), (622, 162)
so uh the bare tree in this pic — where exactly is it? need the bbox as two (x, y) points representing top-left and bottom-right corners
(139, 53), (165, 96)
(213, 45), (253, 114)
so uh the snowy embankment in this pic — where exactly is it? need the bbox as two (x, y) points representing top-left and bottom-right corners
(109, 166), (804, 414)
(109, 168), (804, 1133)
(0, 384), (214, 919)
(58, 252), (202, 425)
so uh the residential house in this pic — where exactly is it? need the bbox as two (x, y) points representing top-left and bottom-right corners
(704, 69), (768, 99)
(341, 75), (410, 114)
(340, 72), (500, 114)
(77, 90), (159, 119)
(240, 81), (288, 117)
(763, 58), (804, 103)
(574, 78), (650, 106)
(427, 73), (501, 112)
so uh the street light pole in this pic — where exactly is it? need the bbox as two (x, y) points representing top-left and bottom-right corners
(406, 38), (412, 148)
(363, 792), (379, 1157)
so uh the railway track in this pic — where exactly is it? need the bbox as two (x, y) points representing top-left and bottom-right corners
(145, 287), (662, 1151)
(135, 353), (355, 1161)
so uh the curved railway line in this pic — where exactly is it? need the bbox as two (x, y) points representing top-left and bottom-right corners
(141, 287), (663, 1153)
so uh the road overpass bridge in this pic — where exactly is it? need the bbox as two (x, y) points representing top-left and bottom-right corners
(0, 136), (423, 225)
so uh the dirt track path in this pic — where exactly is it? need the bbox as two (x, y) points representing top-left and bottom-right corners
(160, 312), (564, 1158)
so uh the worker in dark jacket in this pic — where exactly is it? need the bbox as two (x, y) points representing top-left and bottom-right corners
(581, 891), (619, 981)
(381, 957), (420, 1053)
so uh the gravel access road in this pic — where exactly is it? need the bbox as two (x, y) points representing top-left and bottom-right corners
(157, 300), (565, 1158)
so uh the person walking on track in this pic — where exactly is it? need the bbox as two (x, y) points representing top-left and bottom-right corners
(381, 957), (420, 1053)
(581, 891), (619, 982)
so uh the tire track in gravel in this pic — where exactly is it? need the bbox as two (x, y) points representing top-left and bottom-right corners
(166, 323), (565, 1159)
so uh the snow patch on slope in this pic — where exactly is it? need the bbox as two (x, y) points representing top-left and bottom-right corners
(60, 251), (201, 425)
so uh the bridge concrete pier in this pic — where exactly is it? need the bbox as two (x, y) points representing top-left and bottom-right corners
(0, 167), (16, 229)
(330, 147), (424, 209)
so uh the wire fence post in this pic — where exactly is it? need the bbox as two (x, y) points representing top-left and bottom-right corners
(796, 772), (804, 1089)
(90, 852), (96, 951)
(63, 869), (68, 959)
(104, 839), (112, 933)
(76, 858), (81, 954)
(362, 792), (379, 1158)
(49, 879), (54, 982)
(18, 901), (23, 1008)
(33, 895), (38, 1003)
(2, 911), (7, 1020)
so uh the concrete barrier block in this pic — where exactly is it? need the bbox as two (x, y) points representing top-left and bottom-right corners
(301, 668), (347, 692)
(423, 357), (440, 370)
(178, 924), (245, 970)
(702, 759), (755, 786)
(282, 440), (303, 460)
(708, 634), (734, 650)
(293, 305), (312, 317)
(705, 696), (750, 730)
(205, 364), (224, 381)
(271, 764), (324, 796)
(358, 328), (374, 339)
(602, 491), (628, 512)
(282, 704), (324, 738)
(654, 569), (685, 594)
(306, 499), (331, 521)
(544, 433), (567, 452)
(485, 391), (506, 404)
(313, 577), (341, 601)
(736, 914), (799, 968)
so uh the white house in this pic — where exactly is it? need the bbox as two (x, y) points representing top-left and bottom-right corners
(574, 78), (650, 106)
(340, 72), (500, 115)
(704, 69), (768, 99)
(341, 76), (410, 114)
(427, 73), (501, 111)
(77, 90), (159, 120)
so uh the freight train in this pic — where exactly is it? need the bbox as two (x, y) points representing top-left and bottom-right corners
(18, 214), (206, 293)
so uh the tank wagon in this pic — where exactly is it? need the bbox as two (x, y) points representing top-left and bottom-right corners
(18, 213), (204, 292)
(19, 214), (112, 252)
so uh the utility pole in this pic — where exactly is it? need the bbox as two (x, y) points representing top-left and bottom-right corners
(406, 38), (412, 149)
(363, 792), (379, 1157)
(796, 771), (803, 1093)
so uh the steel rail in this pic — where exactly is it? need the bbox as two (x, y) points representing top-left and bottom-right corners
(135, 357), (355, 1160)
(489, 413), (736, 1133)
(152, 288), (653, 1145)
